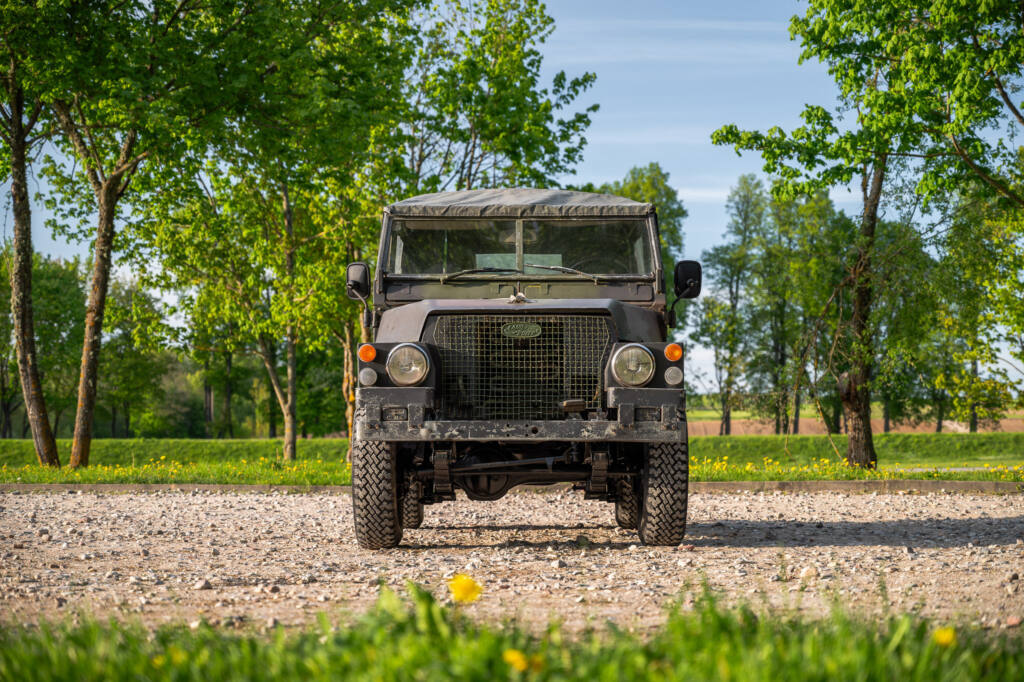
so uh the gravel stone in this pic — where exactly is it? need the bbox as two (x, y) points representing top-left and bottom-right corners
(1, 489), (1023, 631)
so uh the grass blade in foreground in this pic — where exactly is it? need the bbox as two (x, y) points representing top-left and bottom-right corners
(1, 586), (1022, 681)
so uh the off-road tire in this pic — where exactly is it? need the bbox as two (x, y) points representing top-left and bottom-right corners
(400, 472), (424, 530)
(614, 477), (639, 529)
(350, 438), (403, 549)
(637, 436), (689, 546)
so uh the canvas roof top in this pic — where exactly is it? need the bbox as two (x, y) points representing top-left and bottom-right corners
(385, 188), (653, 218)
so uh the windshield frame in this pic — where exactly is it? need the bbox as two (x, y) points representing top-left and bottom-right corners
(379, 215), (661, 282)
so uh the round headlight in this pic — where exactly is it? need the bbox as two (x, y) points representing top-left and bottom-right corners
(611, 344), (655, 387)
(385, 344), (429, 386)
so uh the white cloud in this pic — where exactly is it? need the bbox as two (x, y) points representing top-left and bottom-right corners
(548, 40), (795, 66)
(675, 186), (732, 203)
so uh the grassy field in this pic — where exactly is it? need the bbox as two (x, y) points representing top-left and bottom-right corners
(1, 585), (1021, 681)
(1, 433), (1023, 484)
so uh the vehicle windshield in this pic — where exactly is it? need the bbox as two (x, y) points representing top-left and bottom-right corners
(386, 218), (654, 277)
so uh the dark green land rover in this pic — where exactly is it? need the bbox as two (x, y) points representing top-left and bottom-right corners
(344, 188), (701, 548)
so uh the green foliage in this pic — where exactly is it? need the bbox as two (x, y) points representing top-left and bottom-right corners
(27, 253), (86, 434)
(2, 586), (1023, 681)
(98, 279), (170, 436)
(401, 0), (598, 192)
(789, 0), (1024, 210)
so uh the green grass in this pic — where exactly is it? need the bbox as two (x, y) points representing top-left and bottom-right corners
(0, 438), (348, 467)
(1, 433), (1023, 484)
(691, 432), (1024, 468)
(1, 585), (1021, 681)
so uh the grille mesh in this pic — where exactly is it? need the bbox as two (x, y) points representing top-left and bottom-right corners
(431, 314), (613, 420)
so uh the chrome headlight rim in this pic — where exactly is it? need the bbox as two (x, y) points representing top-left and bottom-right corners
(610, 343), (656, 387)
(385, 343), (430, 386)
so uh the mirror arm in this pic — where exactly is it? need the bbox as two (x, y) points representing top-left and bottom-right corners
(347, 285), (372, 331)
(666, 276), (700, 328)
(666, 296), (684, 329)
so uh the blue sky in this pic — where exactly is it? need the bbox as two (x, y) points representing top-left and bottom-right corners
(542, 0), (859, 260)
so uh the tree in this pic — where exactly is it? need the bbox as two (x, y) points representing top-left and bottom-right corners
(744, 182), (801, 434)
(41, 1), (344, 466)
(32, 255), (86, 437)
(690, 297), (745, 434)
(716, 0), (961, 466)
(401, 0), (597, 193)
(689, 174), (762, 434)
(98, 278), (167, 437)
(0, 2), (60, 464)
(135, 1), (416, 460)
(932, 204), (1021, 429)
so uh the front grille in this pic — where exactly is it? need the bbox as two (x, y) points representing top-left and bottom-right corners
(430, 314), (614, 420)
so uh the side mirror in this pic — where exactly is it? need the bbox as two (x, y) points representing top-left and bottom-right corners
(346, 262), (371, 301)
(674, 260), (702, 299)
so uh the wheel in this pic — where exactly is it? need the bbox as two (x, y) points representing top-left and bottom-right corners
(350, 438), (403, 549)
(637, 434), (689, 546)
(614, 477), (639, 529)
(400, 471), (424, 530)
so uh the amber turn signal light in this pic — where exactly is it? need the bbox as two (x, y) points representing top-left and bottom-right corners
(358, 344), (377, 363)
(664, 343), (683, 362)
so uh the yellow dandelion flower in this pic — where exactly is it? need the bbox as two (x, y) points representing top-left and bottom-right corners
(502, 649), (528, 672)
(167, 645), (188, 665)
(448, 573), (482, 603)
(933, 626), (956, 648)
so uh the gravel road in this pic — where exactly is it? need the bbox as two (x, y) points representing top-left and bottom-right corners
(2, 489), (1024, 632)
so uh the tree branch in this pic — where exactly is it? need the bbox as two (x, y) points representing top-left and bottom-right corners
(947, 132), (1024, 209)
(50, 100), (103, 195)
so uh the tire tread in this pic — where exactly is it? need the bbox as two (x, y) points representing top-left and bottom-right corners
(350, 437), (403, 549)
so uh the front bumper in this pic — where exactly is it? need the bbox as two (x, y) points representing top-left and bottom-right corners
(354, 387), (685, 443)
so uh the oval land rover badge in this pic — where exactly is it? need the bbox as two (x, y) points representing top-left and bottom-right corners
(501, 321), (542, 338)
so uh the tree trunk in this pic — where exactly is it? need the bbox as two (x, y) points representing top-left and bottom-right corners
(342, 322), (355, 437)
(283, 332), (297, 461)
(935, 396), (944, 433)
(841, 159), (886, 469)
(203, 356), (213, 436)
(70, 187), (119, 468)
(792, 385), (801, 435)
(7, 84), (59, 466)
(110, 404), (117, 438)
(257, 336), (296, 459)
(221, 351), (233, 438)
(123, 401), (131, 438)
(969, 358), (979, 433)
(268, 388), (277, 437)
(280, 184), (297, 461)
(720, 392), (731, 436)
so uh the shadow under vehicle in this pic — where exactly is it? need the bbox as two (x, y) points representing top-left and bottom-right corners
(346, 188), (701, 548)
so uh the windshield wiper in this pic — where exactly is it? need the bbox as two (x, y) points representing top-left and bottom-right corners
(524, 263), (602, 283)
(439, 267), (522, 283)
